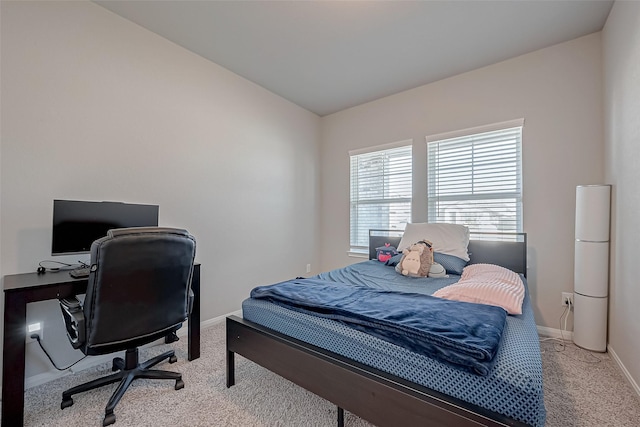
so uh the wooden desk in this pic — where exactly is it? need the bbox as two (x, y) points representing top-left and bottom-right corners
(1, 264), (200, 426)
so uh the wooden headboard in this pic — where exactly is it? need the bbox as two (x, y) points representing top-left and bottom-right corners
(368, 229), (527, 277)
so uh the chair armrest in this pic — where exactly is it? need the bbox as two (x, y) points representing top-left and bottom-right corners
(188, 288), (194, 314)
(59, 297), (85, 350)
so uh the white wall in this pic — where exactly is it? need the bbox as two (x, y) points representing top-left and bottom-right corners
(602, 0), (640, 392)
(0, 1), (320, 379)
(319, 33), (604, 330)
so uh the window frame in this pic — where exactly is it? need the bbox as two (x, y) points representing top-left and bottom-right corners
(425, 119), (524, 237)
(349, 140), (413, 255)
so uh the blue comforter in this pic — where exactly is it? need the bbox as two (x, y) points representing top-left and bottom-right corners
(250, 278), (507, 375)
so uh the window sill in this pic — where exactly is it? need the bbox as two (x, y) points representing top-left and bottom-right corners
(347, 251), (368, 259)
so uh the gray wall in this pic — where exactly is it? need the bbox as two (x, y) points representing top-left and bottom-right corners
(1, 1), (320, 380)
(603, 0), (640, 395)
(319, 33), (604, 331)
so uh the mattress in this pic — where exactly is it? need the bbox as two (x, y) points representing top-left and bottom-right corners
(242, 260), (546, 427)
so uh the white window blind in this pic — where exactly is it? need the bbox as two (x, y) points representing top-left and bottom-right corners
(350, 144), (412, 252)
(427, 124), (522, 236)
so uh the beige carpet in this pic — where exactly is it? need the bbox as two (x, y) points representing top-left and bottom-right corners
(9, 322), (640, 426)
(539, 339), (640, 426)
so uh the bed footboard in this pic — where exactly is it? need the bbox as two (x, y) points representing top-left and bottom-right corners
(226, 315), (528, 427)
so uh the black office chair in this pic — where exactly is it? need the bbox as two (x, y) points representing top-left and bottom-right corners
(59, 227), (196, 426)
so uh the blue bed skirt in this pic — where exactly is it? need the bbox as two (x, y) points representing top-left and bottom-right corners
(242, 260), (546, 427)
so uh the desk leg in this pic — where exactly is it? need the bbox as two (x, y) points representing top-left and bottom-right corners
(187, 264), (200, 361)
(2, 292), (27, 426)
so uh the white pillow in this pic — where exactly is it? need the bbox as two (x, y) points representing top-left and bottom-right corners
(398, 223), (470, 261)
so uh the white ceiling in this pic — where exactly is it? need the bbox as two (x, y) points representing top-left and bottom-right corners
(94, 0), (614, 116)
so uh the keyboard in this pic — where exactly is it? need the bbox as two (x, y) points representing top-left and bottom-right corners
(69, 267), (90, 279)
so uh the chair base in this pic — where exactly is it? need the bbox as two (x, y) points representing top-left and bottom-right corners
(61, 348), (183, 426)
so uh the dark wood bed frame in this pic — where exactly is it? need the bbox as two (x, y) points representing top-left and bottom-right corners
(227, 232), (530, 427)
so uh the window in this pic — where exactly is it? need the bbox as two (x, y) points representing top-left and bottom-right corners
(426, 120), (523, 236)
(349, 142), (412, 253)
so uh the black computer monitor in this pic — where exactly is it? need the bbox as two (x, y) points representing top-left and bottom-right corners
(51, 200), (159, 255)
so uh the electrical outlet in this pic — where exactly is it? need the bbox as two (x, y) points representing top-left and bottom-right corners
(561, 292), (574, 307)
(26, 322), (43, 343)
(306, 264), (311, 273)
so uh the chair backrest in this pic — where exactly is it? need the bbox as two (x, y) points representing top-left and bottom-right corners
(82, 227), (196, 355)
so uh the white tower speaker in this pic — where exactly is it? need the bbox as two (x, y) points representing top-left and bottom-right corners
(573, 185), (610, 352)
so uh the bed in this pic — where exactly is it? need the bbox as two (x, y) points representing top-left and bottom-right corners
(226, 228), (545, 427)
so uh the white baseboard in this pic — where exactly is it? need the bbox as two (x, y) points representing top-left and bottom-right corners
(26, 352), (125, 390)
(25, 309), (243, 390)
(607, 344), (640, 398)
(180, 309), (242, 335)
(537, 324), (573, 341)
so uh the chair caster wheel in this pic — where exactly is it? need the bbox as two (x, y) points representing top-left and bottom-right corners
(61, 398), (74, 410)
(175, 379), (185, 390)
(169, 355), (177, 363)
(103, 412), (116, 426)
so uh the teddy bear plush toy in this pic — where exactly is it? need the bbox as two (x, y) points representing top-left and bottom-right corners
(395, 240), (434, 277)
